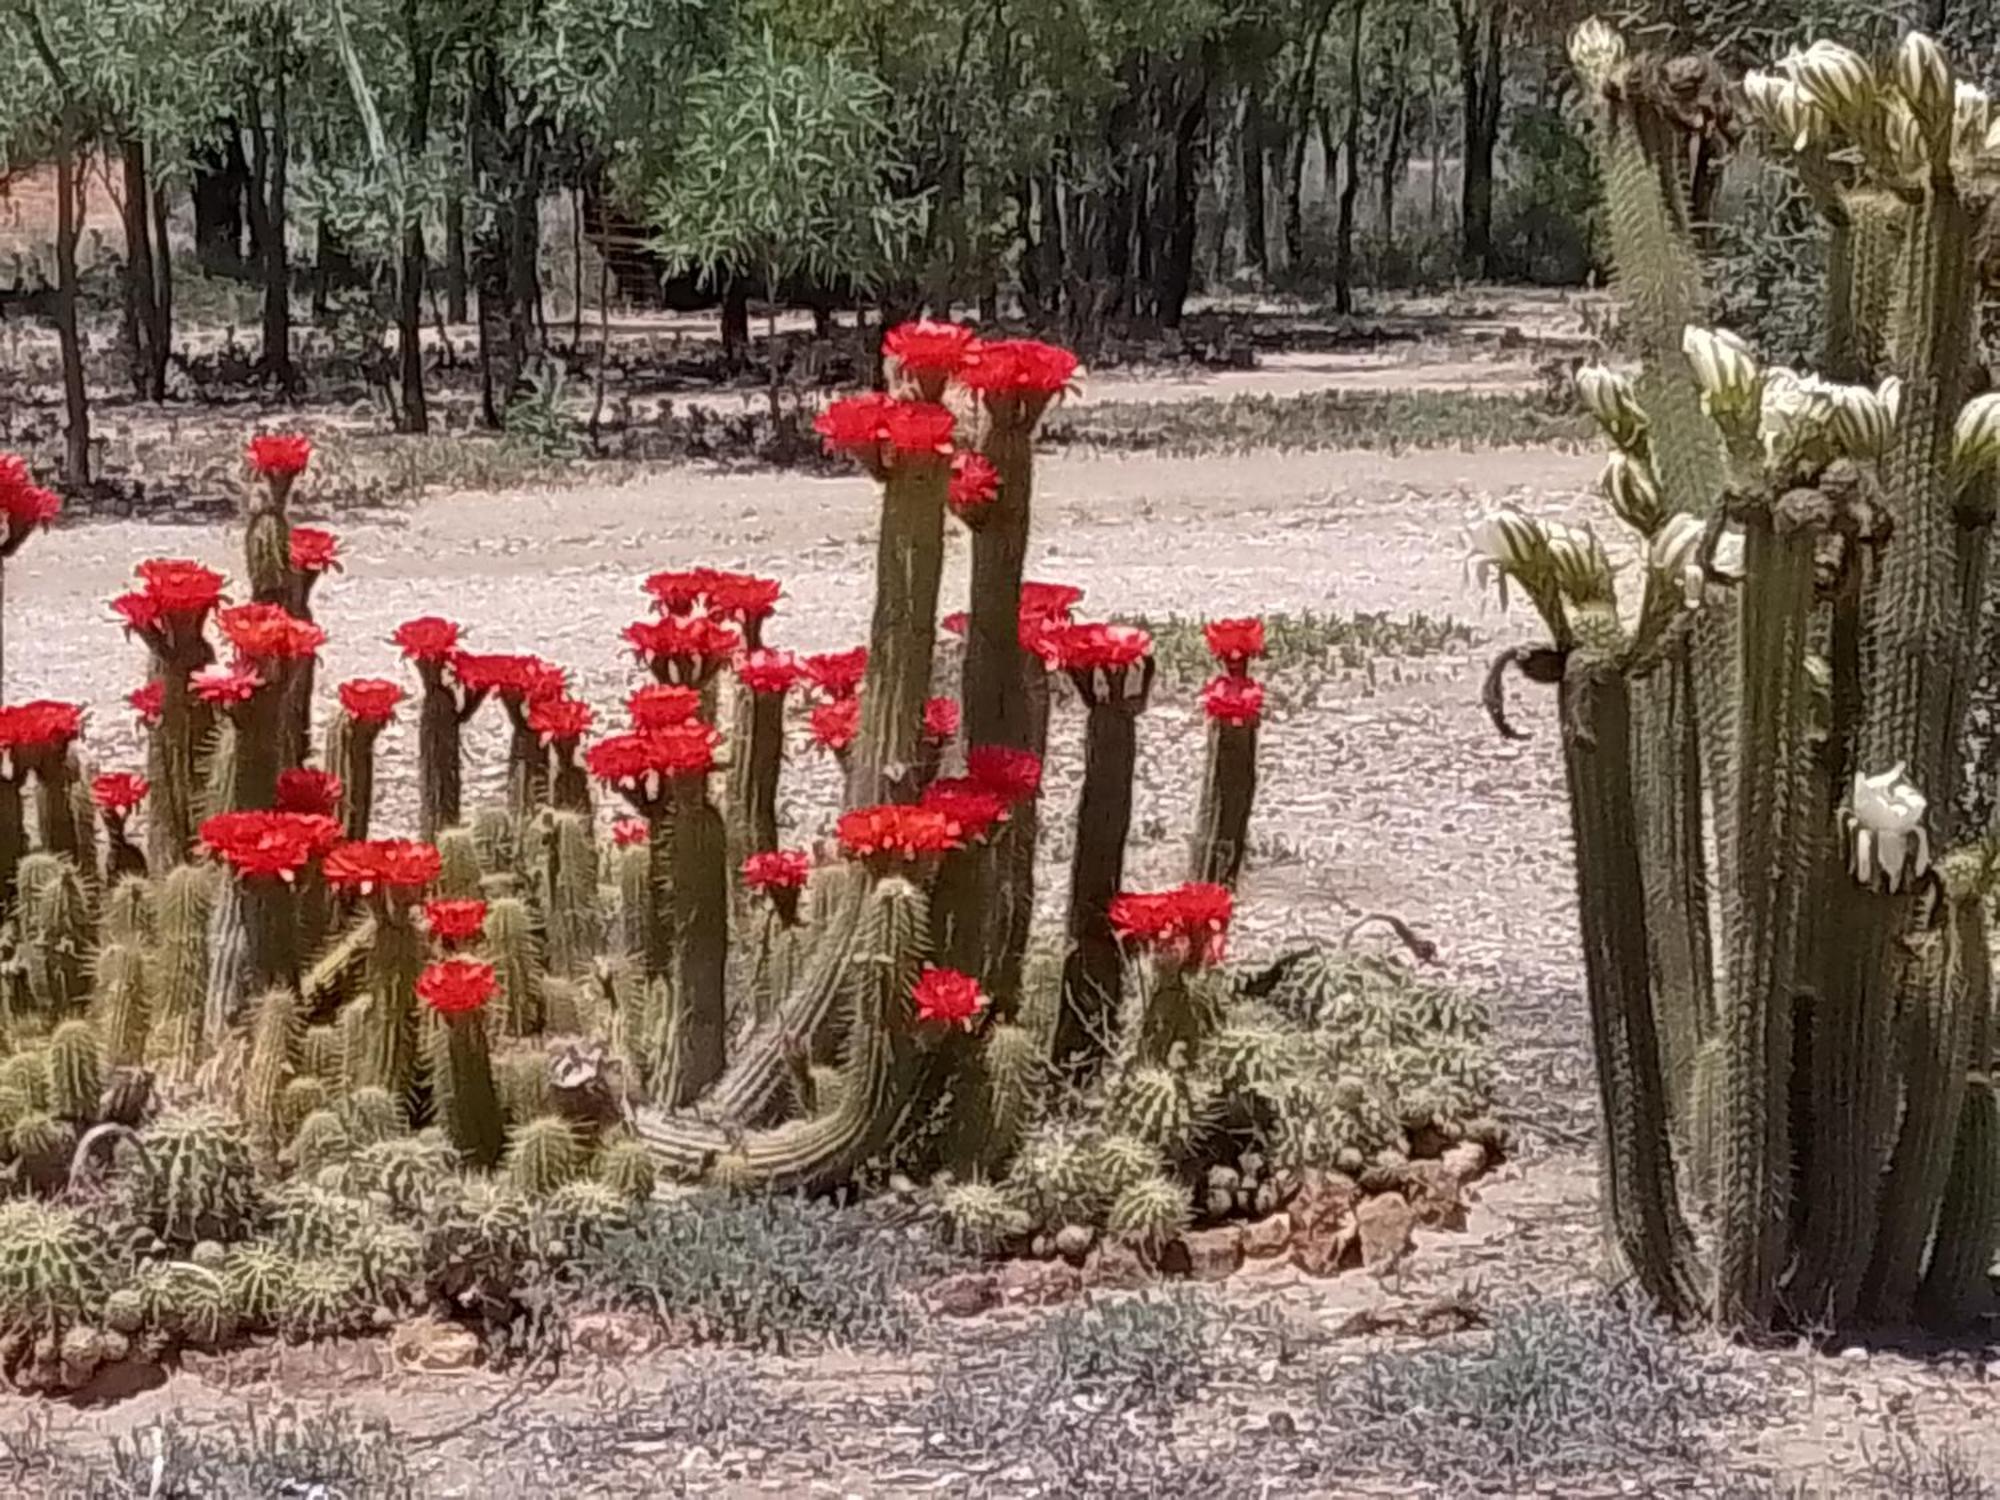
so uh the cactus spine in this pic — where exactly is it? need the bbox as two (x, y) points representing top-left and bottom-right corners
(346, 906), (422, 1099)
(540, 811), (599, 979)
(847, 455), (949, 808)
(147, 862), (214, 1081)
(323, 709), (382, 840)
(438, 1009), (505, 1168)
(1191, 708), (1257, 887)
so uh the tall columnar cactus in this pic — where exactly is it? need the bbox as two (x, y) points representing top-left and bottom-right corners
(726, 651), (797, 882)
(1490, 19), (2000, 1332)
(323, 840), (442, 1104)
(396, 618), (467, 841)
(418, 958), (505, 1168)
(114, 561), (225, 870)
(1049, 626), (1155, 1079)
(540, 810), (600, 979)
(20, 852), (89, 1016)
(1191, 620), (1266, 887)
(324, 679), (402, 840)
(148, 861), (215, 1081)
(284, 521), (337, 769)
(199, 810), (334, 1033)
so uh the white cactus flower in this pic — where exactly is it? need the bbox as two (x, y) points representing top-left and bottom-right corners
(1568, 16), (1626, 81)
(1846, 762), (1931, 893)
(1781, 39), (1876, 129)
(1892, 30), (1954, 139)
(1543, 520), (1616, 607)
(1601, 451), (1664, 533)
(1711, 527), (1745, 581)
(1683, 325), (1762, 426)
(1955, 392), (2000, 477)
(1648, 512), (1707, 609)
(1575, 363), (1648, 448)
(1985, 115), (2000, 161)
(1464, 509), (1547, 611)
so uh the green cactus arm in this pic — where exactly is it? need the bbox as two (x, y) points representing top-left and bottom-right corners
(1191, 715), (1258, 889)
(1916, 1076), (2000, 1329)
(847, 461), (949, 807)
(1053, 688), (1146, 1080)
(964, 423), (1036, 751)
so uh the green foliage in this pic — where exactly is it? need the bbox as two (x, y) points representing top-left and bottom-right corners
(129, 1108), (262, 1247)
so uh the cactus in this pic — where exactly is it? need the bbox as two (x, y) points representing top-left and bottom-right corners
(10, 1112), (75, 1193)
(939, 1180), (1028, 1255)
(1190, 695), (1259, 888)
(1111, 1064), (1205, 1161)
(1917, 1077), (2000, 1327)
(21, 853), (90, 1016)
(133, 1259), (233, 1346)
(134, 1108), (261, 1246)
(146, 862), (214, 1082)
(290, 1109), (351, 1175)
(243, 986), (300, 1156)
(347, 1131), (458, 1213)
(0, 1201), (110, 1334)
(541, 1179), (633, 1252)
(340, 1084), (407, 1144)
(1104, 1173), (1192, 1249)
(504, 1114), (586, 1197)
(472, 806), (520, 880)
(323, 709), (382, 841)
(416, 661), (463, 842)
(100, 875), (152, 946)
(436, 826), (482, 899)
(724, 674), (787, 884)
(436, 1006), (505, 1170)
(482, 895), (545, 1039)
(44, 1019), (101, 1122)
(494, 1047), (553, 1124)
(344, 906), (422, 1098)
(595, 1136), (656, 1204)
(221, 1241), (297, 1328)
(655, 781), (729, 1106)
(540, 811), (600, 978)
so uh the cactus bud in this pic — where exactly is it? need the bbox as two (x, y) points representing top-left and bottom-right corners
(1463, 509), (1550, 611)
(1844, 762), (1931, 893)
(1954, 393), (2000, 478)
(1954, 83), (1991, 160)
(1682, 326), (1762, 427)
(1758, 368), (1838, 467)
(1575, 363), (1648, 450)
(1891, 31), (1953, 142)
(1745, 71), (1829, 152)
(1544, 521), (1616, 609)
(1568, 16), (1626, 86)
(1824, 379), (1896, 459)
(1649, 512), (1707, 609)
(1601, 452), (1665, 534)
(1882, 99), (1932, 179)
(1781, 39), (1876, 133)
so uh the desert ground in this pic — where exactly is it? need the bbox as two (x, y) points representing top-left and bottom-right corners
(1, 294), (1994, 1498)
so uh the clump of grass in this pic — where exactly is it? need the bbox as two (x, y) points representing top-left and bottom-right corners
(1044, 389), (1593, 457)
(1312, 1297), (1735, 1489)
(565, 1192), (962, 1354)
(1142, 609), (1474, 691)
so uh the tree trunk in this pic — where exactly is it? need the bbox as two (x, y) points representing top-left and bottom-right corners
(397, 0), (431, 435)
(259, 51), (293, 389)
(53, 128), (90, 486)
(119, 142), (160, 401)
(444, 184), (469, 323)
(1241, 88), (1269, 278)
(191, 130), (249, 276)
(1453, 0), (1505, 279)
(720, 275), (750, 365)
(151, 182), (173, 400)
(1333, 1), (1366, 316)
(1379, 22), (1413, 249)
(1155, 80), (1208, 330)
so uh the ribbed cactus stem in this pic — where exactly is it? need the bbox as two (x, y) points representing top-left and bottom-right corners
(726, 685), (786, 880)
(483, 896), (545, 1038)
(323, 711), (381, 841)
(33, 755), (79, 861)
(92, 939), (150, 1069)
(615, 839), (649, 960)
(245, 499), (291, 605)
(549, 740), (590, 816)
(747, 902), (800, 1028)
(503, 702), (547, 820)
(847, 458), (948, 807)
(1053, 667), (1149, 1080)
(346, 904), (422, 1097)
(229, 681), (284, 812)
(1917, 1077), (2000, 1328)
(416, 664), (461, 842)
(440, 1012), (505, 1168)
(966, 423), (1035, 750)
(244, 986), (299, 1158)
(148, 661), (212, 870)
(1859, 872), (1980, 1323)
(0, 775), (21, 925)
(1560, 655), (1701, 1321)
(148, 863), (214, 1082)
(540, 811), (599, 978)
(205, 875), (298, 1042)
(658, 777), (729, 1106)
(1191, 713), (1257, 887)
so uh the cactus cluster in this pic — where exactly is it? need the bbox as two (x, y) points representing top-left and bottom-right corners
(1483, 20), (2000, 1331)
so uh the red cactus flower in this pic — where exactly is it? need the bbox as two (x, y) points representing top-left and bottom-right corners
(643, 568), (718, 615)
(125, 559), (225, 624)
(1202, 675), (1265, 725)
(923, 696), (960, 742)
(947, 452), (1000, 520)
(323, 838), (442, 896)
(219, 602), (324, 661)
(736, 649), (802, 696)
(881, 401), (955, 460)
(803, 647), (868, 700)
(276, 767), (345, 817)
(417, 957), (496, 1016)
(289, 527), (340, 574)
(338, 678), (404, 725)
(451, 652), (565, 703)
(742, 849), (812, 892)
(808, 698), (860, 753)
(192, 663), (263, 706)
(1043, 621), (1152, 674)
(814, 392), (898, 453)
(628, 683), (703, 730)
(199, 809), (341, 881)
(966, 746), (1043, 805)
(625, 616), (741, 675)
(130, 680), (165, 726)
(111, 591), (162, 633)
(911, 966), (987, 1029)
(940, 611), (968, 638)
(587, 724), (718, 789)
(1204, 617), (1266, 669)
(835, 804), (963, 861)
(816, 394), (955, 469)
(425, 898), (488, 945)
(612, 818), (650, 847)
(704, 572), (782, 623)
(0, 453), (60, 536)
(1020, 582), (1084, 621)
(91, 772), (149, 816)
(960, 339), (1080, 400)
(529, 695), (594, 743)
(247, 433), (313, 479)
(1109, 882), (1234, 968)
(883, 321), (978, 384)
(920, 779), (1008, 841)
(394, 616), (461, 663)
(0, 700), (82, 755)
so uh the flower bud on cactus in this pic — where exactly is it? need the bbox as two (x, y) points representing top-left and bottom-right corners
(1575, 364), (1648, 452)
(1567, 16), (1625, 85)
(1781, 39), (1876, 133)
(1953, 393), (2000, 479)
(1891, 31), (1953, 144)
(1600, 452), (1665, 534)
(1682, 325), (1762, 429)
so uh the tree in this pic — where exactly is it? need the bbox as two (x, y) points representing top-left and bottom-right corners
(636, 30), (923, 417)
(1449, 0), (1506, 279)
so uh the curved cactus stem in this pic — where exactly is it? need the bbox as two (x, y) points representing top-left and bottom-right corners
(67, 1121), (147, 1196)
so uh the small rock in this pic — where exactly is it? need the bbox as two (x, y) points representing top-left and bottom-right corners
(1161, 1225), (1245, 1282)
(1840, 1345), (1870, 1363)
(1440, 1141), (1489, 1186)
(1356, 1192), (1416, 1273)
(1290, 1169), (1362, 1277)
(388, 1316), (481, 1373)
(997, 1257), (1084, 1305)
(1242, 1211), (1292, 1259)
(567, 1309), (663, 1357)
(1053, 1224), (1096, 1264)
(1206, 1165), (1241, 1194)
(1206, 1188), (1236, 1219)
(1399, 1160), (1469, 1231)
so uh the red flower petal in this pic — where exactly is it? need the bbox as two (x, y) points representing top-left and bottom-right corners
(247, 433), (313, 478)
